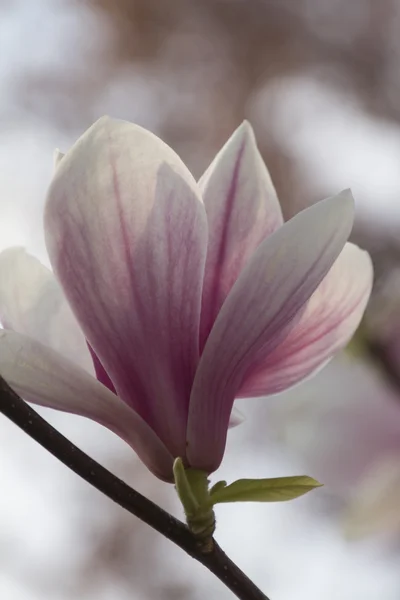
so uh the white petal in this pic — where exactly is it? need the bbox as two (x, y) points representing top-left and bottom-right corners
(0, 329), (174, 480)
(53, 149), (65, 169)
(229, 406), (245, 428)
(0, 248), (93, 373)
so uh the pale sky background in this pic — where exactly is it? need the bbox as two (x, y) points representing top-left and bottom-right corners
(1, 1), (400, 599)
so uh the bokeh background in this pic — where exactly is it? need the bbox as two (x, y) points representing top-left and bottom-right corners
(2, 1), (400, 598)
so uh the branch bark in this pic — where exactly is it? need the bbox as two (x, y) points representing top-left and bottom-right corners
(0, 376), (270, 600)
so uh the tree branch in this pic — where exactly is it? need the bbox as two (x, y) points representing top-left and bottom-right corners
(0, 376), (269, 600)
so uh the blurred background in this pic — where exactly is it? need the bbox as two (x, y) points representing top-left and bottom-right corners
(2, 0), (400, 598)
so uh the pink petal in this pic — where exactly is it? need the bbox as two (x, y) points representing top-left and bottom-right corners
(239, 243), (373, 396)
(199, 122), (283, 347)
(0, 330), (174, 480)
(87, 344), (116, 394)
(0, 247), (93, 373)
(44, 117), (208, 459)
(187, 190), (355, 472)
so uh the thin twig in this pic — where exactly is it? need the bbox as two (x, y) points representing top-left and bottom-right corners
(0, 376), (269, 600)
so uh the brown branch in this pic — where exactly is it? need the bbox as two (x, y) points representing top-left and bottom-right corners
(0, 376), (269, 600)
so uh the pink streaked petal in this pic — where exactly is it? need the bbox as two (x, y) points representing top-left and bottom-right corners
(0, 329), (174, 480)
(45, 117), (208, 459)
(187, 190), (355, 472)
(0, 247), (93, 374)
(199, 122), (283, 347)
(239, 243), (373, 397)
(87, 344), (116, 394)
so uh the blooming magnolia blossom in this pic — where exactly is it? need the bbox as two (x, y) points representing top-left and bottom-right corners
(0, 117), (372, 481)
(263, 355), (400, 537)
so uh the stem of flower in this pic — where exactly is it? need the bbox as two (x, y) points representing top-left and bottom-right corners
(173, 459), (216, 552)
(0, 376), (270, 600)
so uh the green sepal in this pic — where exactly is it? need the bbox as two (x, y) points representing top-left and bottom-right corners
(173, 458), (216, 551)
(209, 480), (227, 496)
(173, 457), (199, 517)
(209, 475), (323, 505)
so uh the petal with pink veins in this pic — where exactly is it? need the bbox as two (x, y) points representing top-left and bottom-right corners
(239, 243), (373, 397)
(45, 117), (208, 459)
(199, 122), (283, 346)
(87, 344), (116, 394)
(0, 247), (93, 373)
(0, 329), (174, 480)
(187, 190), (355, 472)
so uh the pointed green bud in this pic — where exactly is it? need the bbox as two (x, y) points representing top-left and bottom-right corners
(173, 457), (199, 517)
(173, 458), (216, 553)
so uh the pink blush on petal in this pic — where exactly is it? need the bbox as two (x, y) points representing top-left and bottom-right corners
(88, 343), (116, 394)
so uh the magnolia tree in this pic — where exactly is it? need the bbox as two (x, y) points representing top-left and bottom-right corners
(0, 117), (372, 599)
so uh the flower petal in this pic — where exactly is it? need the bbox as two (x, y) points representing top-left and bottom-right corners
(228, 406), (245, 428)
(44, 117), (208, 459)
(187, 190), (355, 471)
(54, 149), (65, 169)
(0, 329), (174, 480)
(0, 247), (93, 373)
(199, 122), (283, 346)
(87, 344), (116, 394)
(239, 243), (373, 396)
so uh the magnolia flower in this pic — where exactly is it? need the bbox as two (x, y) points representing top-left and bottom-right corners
(0, 117), (372, 482)
(263, 354), (400, 538)
(262, 355), (400, 496)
